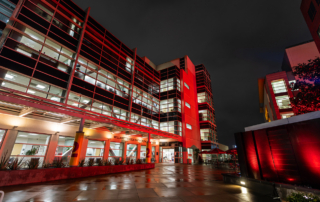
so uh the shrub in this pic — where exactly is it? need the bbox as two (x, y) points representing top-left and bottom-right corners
(115, 158), (123, 165)
(8, 158), (24, 170)
(42, 162), (51, 168)
(26, 159), (39, 169)
(136, 159), (142, 164)
(79, 159), (85, 167)
(0, 151), (9, 170)
(104, 159), (112, 166)
(87, 159), (94, 166)
(53, 158), (65, 168)
(97, 159), (103, 166)
(287, 192), (320, 202)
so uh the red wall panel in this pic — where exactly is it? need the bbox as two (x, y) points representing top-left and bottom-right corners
(254, 129), (278, 181)
(243, 131), (261, 180)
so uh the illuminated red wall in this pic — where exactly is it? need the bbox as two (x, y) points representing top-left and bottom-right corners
(236, 117), (320, 188)
(180, 56), (201, 150)
(301, 0), (320, 54)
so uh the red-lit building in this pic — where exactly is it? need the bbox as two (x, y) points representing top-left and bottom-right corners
(0, 0), (216, 165)
(258, 41), (320, 122)
(301, 0), (320, 53)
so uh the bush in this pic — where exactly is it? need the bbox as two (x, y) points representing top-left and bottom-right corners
(0, 151), (9, 170)
(104, 159), (112, 166)
(26, 159), (39, 169)
(79, 159), (85, 167)
(87, 159), (94, 166)
(53, 158), (65, 168)
(42, 162), (51, 168)
(97, 159), (103, 166)
(287, 192), (320, 202)
(8, 158), (24, 170)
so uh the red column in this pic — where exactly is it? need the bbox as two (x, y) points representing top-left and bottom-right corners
(69, 118), (85, 166)
(146, 133), (152, 163)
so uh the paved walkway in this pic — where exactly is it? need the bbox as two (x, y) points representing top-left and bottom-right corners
(1, 163), (274, 202)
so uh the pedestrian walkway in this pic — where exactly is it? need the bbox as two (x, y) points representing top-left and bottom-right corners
(0, 163), (274, 202)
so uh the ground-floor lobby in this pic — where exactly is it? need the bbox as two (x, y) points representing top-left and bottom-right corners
(1, 164), (274, 202)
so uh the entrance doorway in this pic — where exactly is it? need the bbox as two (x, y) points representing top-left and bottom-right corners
(162, 149), (174, 163)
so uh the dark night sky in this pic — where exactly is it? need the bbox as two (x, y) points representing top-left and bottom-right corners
(73, 0), (311, 147)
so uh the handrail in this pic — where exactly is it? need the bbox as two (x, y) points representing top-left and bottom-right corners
(0, 191), (4, 202)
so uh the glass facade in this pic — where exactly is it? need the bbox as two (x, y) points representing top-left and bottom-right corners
(197, 92), (214, 106)
(108, 142), (123, 161)
(140, 145), (146, 160)
(200, 128), (216, 142)
(11, 132), (50, 166)
(85, 140), (105, 163)
(126, 144), (137, 163)
(160, 121), (182, 136)
(55, 136), (74, 163)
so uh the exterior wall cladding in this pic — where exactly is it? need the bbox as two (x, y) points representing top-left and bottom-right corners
(301, 0), (320, 53)
(0, 0), (217, 163)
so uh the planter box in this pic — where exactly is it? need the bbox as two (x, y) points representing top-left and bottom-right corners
(0, 163), (155, 187)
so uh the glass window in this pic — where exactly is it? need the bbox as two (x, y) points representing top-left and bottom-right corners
(184, 82), (189, 89)
(1, 71), (30, 93)
(11, 132), (50, 167)
(126, 144), (137, 163)
(186, 124), (192, 130)
(140, 145), (146, 160)
(85, 140), (105, 165)
(0, 129), (5, 145)
(185, 102), (191, 109)
(275, 95), (291, 109)
(271, 80), (287, 94)
(55, 136), (74, 163)
(281, 112), (294, 119)
(160, 78), (180, 92)
(109, 142), (123, 162)
(160, 121), (182, 136)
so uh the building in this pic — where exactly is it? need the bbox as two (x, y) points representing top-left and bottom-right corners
(258, 41), (320, 122)
(0, 0), (216, 165)
(301, 0), (320, 53)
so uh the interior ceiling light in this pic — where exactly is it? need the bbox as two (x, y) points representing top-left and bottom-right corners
(5, 74), (13, 79)
(36, 84), (45, 89)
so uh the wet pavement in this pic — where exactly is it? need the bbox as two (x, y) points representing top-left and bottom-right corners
(0, 163), (274, 202)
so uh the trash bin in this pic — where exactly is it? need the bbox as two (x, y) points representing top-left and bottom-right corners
(187, 159), (192, 164)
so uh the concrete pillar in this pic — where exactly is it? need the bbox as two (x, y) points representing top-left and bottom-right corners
(0, 129), (18, 159)
(103, 139), (110, 161)
(69, 118), (85, 166)
(146, 133), (151, 163)
(44, 132), (59, 164)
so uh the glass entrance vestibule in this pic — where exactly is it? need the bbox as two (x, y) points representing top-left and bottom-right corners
(159, 146), (183, 163)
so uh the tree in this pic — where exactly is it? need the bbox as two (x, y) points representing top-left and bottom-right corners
(290, 57), (320, 115)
